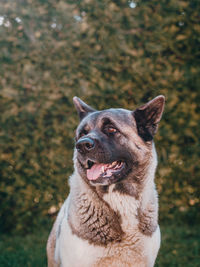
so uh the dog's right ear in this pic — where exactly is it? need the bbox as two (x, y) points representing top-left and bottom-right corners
(73, 97), (95, 120)
(133, 95), (165, 141)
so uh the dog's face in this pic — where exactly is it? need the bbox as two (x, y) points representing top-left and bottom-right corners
(73, 96), (165, 187)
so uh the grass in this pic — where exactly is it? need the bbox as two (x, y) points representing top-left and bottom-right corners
(0, 222), (199, 266)
(0, 227), (49, 267)
(156, 223), (200, 267)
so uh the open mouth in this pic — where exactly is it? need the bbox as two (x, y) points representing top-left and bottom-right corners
(86, 160), (125, 181)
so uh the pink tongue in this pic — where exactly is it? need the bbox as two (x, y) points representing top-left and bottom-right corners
(87, 163), (106, 181)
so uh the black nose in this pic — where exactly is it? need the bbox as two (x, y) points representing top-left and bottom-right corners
(76, 137), (95, 153)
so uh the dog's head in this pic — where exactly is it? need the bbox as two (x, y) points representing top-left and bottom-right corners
(73, 96), (165, 187)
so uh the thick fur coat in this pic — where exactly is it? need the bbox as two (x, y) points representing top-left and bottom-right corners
(47, 96), (165, 267)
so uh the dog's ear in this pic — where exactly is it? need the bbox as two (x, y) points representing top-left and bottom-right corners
(73, 96), (95, 120)
(133, 95), (165, 141)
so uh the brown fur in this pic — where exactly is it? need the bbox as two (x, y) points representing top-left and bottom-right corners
(138, 206), (158, 236)
(68, 181), (124, 246)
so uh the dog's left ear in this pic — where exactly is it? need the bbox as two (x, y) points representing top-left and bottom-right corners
(73, 96), (96, 120)
(133, 95), (165, 141)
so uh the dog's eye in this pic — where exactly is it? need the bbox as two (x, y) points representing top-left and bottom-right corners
(104, 126), (118, 134)
(107, 127), (117, 133)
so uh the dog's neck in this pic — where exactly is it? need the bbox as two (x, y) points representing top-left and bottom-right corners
(102, 145), (158, 231)
(69, 144), (158, 238)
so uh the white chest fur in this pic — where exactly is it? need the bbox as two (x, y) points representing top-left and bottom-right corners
(55, 197), (106, 267)
(103, 185), (140, 231)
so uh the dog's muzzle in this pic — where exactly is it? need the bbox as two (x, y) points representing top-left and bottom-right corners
(76, 137), (95, 154)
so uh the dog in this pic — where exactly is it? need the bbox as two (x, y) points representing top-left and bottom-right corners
(47, 95), (165, 267)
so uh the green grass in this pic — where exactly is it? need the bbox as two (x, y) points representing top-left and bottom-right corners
(156, 223), (200, 267)
(0, 223), (199, 266)
(0, 227), (49, 267)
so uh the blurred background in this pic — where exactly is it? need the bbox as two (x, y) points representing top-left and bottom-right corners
(0, 0), (199, 266)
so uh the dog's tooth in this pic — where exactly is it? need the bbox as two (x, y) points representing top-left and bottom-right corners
(114, 161), (122, 169)
(113, 161), (117, 166)
(101, 166), (105, 173)
(106, 161), (119, 170)
(111, 161), (117, 168)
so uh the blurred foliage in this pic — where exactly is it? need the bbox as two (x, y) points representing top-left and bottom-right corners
(0, 0), (199, 233)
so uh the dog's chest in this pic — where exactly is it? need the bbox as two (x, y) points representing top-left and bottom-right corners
(58, 217), (105, 267)
(103, 185), (140, 232)
(56, 190), (144, 267)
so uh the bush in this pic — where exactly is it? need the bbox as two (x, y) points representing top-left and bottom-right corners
(0, 0), (199, 233)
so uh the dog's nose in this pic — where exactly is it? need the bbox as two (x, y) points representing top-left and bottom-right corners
(76, 137), (95, 153)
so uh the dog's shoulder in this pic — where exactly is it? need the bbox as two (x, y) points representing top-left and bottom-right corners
(47, 219), (59, 267)
(47, 198), (69, 267)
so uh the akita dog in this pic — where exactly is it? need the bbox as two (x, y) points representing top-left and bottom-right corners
(47, 95), (165, 267)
